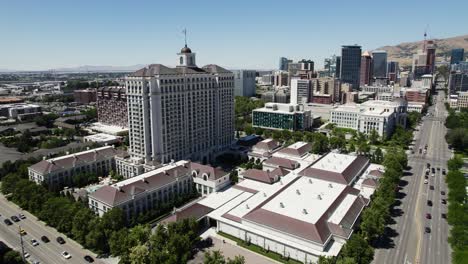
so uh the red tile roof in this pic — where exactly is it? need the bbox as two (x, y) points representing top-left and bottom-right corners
(368, 169), (384, 178)
(263, 157), (299, 170)
(191, 163), (227, 180)
(160, 203), (213, 224)
(300, 155), (369, 185)
(362, 178), (378, 188)
(242, 168), (287, 184)
(275, 143), (311, 158)
(29, 147), (125, 174)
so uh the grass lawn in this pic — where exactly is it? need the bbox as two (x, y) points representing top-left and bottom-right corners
(218, 231), (303, 264)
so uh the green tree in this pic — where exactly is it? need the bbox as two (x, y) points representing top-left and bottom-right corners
(71, 208), (95, 244)
(336, 257), (358, 264)
(340, 234), (374, 264)
(2, 250), (25, 264)
(244, 124), (254, 135)
(317, 256), (336, 264)
(369, 129), (379, 145)
(129, 244), (150, 264)
(109, 228), (129, 256)
(311, 133), (329, 154)
(204, 250), (226, 264)
(447, 156), (463, 171)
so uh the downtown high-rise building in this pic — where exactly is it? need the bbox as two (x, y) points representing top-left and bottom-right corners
(340, 45), (362, 89)
(116, 45), (235, 178)
(387, 61), (399, 82)
(426, 41), (436, 74)
(279, 57), (290, 71)
(450, 48), (465, 65)
(372, 50), (388, 79)
(360, 51), (372, 86)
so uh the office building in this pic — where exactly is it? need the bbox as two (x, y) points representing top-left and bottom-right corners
(28, 146), (123, 188)
(335, 56), (341, 78)
(387, 61), (399, 82)
(116, 46), (235, 177)
(450, 48), (465, 65)
(74, 89), (97, 104)
(330, 100), (407, 138)
(404, 88), (429, 103)
(449, 71), (468, 93)
(290, 79), (312, 104)
(273, 71), (289, 87)
(340, 45), (362, 89)
(457, 92), (468, 108)
(233, 70), (256, 97)
(97, 87), (128, 128)
(279, 57), (290, 71)
(360, 51), (372, 86)
(0, 103), (42, 121)
(372, 50), (387, 79)
(252, 103), (311, 131)
(426, 41), (436, 74)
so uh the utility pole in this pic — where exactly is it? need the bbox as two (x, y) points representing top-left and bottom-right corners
(18, 225), (25, 262)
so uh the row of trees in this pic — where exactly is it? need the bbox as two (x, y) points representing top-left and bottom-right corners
(445, 156), (468, 263)
(0, 157), (202, 258)
(445, 108), (468, 153)
(318, 148), (408, 264)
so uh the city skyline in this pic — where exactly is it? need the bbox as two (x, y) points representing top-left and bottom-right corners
(1, 0), (468, 71)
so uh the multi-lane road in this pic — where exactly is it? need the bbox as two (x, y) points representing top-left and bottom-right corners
(0, 194), (109, 264)
(374, 89), (452, 264)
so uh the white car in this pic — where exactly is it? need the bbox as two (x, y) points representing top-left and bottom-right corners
(31, 239), (39, 246)
(24, 252), (30, 258)
(18, 213), (26, 219)
(424, 179), (428, 184)
(61, 251), (71, 259)
(432, 173), (435, 177)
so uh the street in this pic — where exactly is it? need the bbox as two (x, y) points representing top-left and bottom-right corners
(0, 194), (109, 264)
(373, 89), (452, 264)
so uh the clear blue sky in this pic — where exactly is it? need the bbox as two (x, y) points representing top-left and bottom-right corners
(1, 0), (467, 71)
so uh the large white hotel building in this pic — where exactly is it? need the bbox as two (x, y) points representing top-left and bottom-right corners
(117, 45), (235, 178)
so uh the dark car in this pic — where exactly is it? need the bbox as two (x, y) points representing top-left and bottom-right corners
(442, 199), (447, 204)
(442, 169), (446, 175)
(441, 191), (445, 195)
(429, 185), (434, 190)
(427, 200), (432, 206)
(426, 213), (432, 219)
(431, 168), (435, 173)
(84, 255), (94, 263)
(4, 219), (13, 225)
(424, 175), (428, 179)
(426, 163), (430, 168)
(10, 216), (20, 222)
(425, 227), (431, 233)
(436, 167), (440, 171)
(41, 236), (50, 243)
(442, 213), (447, 219)
(56, 237), (65, 244)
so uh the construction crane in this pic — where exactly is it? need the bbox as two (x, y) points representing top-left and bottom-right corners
(423, 25), (429, 51)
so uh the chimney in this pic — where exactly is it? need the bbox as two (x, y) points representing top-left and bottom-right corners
(317, 194), (322, 200)
(42, 156), (46, 160)
(65, 151), (69, 155)
(86, 147), (90, 150)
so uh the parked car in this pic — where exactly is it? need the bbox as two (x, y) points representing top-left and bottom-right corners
(10, 216), (20, 222)
(20, 229), (27, 236)
(41, 236), (50, 243)
(427, 200), (432, 206)
(442, 199), (447, 204)
(426, 213), (431, 219)
(56, 237), (65, 244)
(24, 252), (30, 258)
(442, 213), (447, 219)
(425, 227), (431, 233)
(431, 168), (435, 173)
(441, 191), (445, 195)
(4, 219), (13, 225)
(84, 255), (94, 263)
(18, 213), (26, 219)
(442, 169), (446, 175)
(424, 179), (428, 184)
(61, 251), (71, 259)
(429, 185), (434, 190)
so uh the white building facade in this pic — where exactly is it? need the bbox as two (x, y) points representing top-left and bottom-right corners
(117, 46), (235, 177)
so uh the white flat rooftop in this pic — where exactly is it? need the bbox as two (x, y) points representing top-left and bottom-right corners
(89, 122), (128, 135)
(288, 141), (308, 150)
(311, 153), (357, 173)
(328, 193), (358, 224)
(262, 177), (347, 224)
(84, 133), (120, 142)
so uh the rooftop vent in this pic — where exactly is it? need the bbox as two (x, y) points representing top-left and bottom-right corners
(317, 194), (322, 200)
(328, 183), (333, 188)
(280, 202), (285, 208)
(296, 189), (301, 195)
(246, 204), (249, 209)
(303, 209), (308, 215)
(280, 180), (283, 185)
(263, 192), (267, 197)
(309, 179), (313, 184)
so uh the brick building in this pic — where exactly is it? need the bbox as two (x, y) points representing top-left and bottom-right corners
(74, 89), (97, 104)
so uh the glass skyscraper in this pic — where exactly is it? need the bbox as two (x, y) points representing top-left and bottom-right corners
(451, 48), (464, 65)
(340, 45), (362, 89)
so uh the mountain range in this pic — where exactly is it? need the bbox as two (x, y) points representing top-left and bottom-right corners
(376, 34), (468, 67)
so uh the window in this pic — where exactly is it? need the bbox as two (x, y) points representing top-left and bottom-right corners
(180, 57), (183, 65)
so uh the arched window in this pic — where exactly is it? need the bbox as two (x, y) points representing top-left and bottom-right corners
(180, 57), (183, 65)
(203, 175), (208, 181)
(192, 171), (197, 178)
(189, 57), (193, 65)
